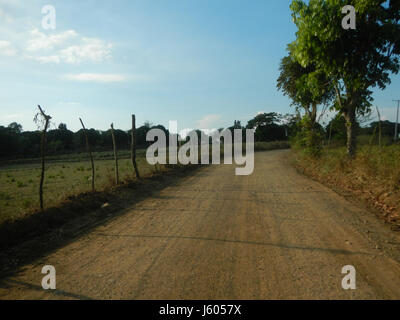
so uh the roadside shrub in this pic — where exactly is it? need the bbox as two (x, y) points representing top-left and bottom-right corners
(291, 116), (324, 158)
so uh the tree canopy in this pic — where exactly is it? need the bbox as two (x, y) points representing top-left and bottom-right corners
(287, 0), (400, 156)
(277, 54), (334, 125)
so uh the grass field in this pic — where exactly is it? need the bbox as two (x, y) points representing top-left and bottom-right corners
(0, 149), (158, 224)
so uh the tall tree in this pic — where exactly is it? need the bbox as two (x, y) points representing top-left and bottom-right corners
(289, 0), (400, 157)
(277, 55), (333, 127)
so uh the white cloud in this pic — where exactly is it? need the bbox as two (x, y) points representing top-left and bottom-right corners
(0, 40), (16, 56)
(29, 54), (61, 64)
(58, 37), (112, 64)
(378, 107), (398, 122)
(197, 114), (222, 129)
(62, 73), (126, 83)
(26, 29), (78, 51)
(23, 28), (112, 64)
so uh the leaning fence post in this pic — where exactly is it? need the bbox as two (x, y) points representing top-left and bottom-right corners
(34, 105), (51, 211)
(376, 106), (382, 148)
(79, 118), (95, 192)
(131, 114), (140, 179)
(111, 123), (119, 184)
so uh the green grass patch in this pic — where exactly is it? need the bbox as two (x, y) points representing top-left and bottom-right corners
(0, 154), (156, 225)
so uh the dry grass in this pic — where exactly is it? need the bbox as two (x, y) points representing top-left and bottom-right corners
(292, 144), (400, 228)
(0, 152), (161, 225)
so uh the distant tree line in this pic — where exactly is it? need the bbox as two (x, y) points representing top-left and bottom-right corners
(2, 112), (394, 159)
(0, 121), (169, 159)
(0, 113), (293, 159)
(170, 113), (295, 145)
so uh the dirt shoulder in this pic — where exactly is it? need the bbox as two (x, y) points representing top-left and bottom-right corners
(290, 150), (400, 231)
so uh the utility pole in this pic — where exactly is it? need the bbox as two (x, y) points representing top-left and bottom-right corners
(394, 100), (400, 142)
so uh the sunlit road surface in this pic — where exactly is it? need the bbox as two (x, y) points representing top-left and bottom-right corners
(1, 150), (400, 300)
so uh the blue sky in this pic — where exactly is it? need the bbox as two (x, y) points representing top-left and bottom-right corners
(0, 0), (399, 132)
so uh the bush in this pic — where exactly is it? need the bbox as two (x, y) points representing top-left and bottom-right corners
(291, 116), (324, 158)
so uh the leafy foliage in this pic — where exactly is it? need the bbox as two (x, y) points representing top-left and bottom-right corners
(291, 115), (325, 157)
(288, 0), (400, 156)
(277, 55), (334, 124)
(246, 113), (288, 142)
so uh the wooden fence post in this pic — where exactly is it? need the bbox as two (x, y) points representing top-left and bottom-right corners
(79, 118), (95, 192)
(328, 121), (333, 148)
(131, 114), (140, 179)
(376, 106), (382, 147)
(111, 123), (119, 184)
(35, 105), (51, 211)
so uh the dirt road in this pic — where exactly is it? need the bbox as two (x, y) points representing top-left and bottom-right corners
(1, 150), (400, 299)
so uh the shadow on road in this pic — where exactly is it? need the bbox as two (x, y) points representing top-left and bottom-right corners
(0, 165), (203, 282)
(1, 279), (94, 300)
(92, 233), (375, 256)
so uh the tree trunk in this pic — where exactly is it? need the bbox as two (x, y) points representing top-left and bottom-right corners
(328, 121), (333, 148)
(343, 106), (357, 158)
(131, 114), (140, 179)
(111, 123), (119, 185)
(79, 118), (95, 192)
(310, 103), (317, 127)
